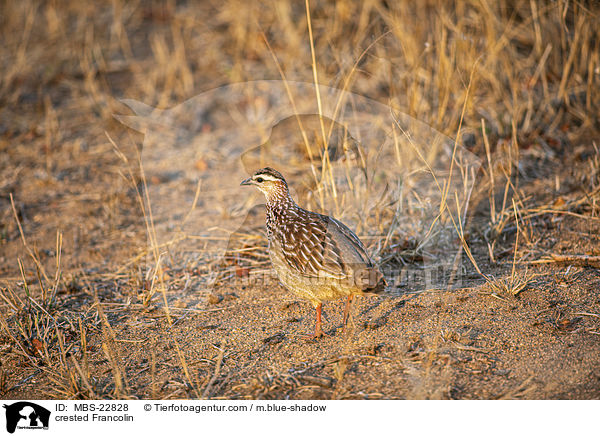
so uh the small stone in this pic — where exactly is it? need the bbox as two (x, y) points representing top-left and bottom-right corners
(207, 294), (223, 305)
(223, 292), (239, 301)
(262, 333), (285, 344)
(363, 318), (385, 330)
(194, 158), (208, 171)
(31, 338), (44, 354)
(235, 266), (249, 277)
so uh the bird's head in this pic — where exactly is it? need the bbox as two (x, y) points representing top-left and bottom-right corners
(240, 167), (289, 200)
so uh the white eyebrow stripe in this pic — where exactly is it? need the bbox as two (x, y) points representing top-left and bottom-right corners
(254, 174), (280, 182)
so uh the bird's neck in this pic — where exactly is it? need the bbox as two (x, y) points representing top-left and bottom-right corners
(265, 184), (294, 216)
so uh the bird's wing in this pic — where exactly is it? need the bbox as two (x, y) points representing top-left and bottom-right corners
(275, 209), (349, 279)
(326, 215), (373, 266)
(276, 209), (374, 279)
(326, 215), (386, 292)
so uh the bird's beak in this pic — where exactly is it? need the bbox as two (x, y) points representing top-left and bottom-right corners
(240, 177), (253, 186)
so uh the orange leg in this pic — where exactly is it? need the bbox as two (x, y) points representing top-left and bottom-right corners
(305, 303), (325, 340)
(342, 295), (354, 332)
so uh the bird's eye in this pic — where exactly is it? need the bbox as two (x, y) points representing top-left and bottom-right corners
(256, 177), (264, 183)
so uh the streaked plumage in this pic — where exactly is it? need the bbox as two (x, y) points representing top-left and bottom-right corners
(241, 167), (386, 338)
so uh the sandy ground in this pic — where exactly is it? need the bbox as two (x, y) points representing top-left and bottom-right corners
(1, 139), (599, 400)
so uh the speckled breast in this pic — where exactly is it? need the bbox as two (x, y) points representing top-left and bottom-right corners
(267, 237), (355, 305)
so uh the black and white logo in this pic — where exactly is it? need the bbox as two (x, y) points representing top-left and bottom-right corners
(3, 402), (50, 434)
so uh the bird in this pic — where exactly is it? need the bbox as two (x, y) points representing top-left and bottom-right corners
(241, 167), (386, 339)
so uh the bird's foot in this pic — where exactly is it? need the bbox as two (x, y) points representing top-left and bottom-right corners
(304, 328), (329, 341)
(303, 303), (329, 341)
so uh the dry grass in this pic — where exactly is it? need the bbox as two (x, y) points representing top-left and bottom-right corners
(1, 0), (599, 399)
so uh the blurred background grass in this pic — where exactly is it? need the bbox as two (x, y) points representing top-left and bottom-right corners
(1, 0), (597, 139)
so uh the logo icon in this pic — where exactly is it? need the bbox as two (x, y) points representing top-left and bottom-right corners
(3, 402), (50, 434)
